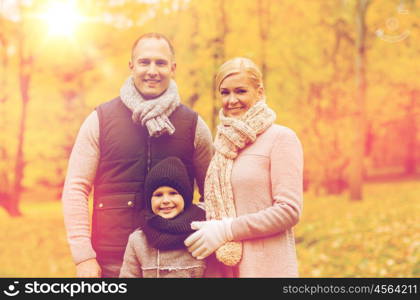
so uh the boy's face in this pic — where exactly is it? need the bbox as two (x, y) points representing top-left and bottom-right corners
(151, 186), (184, 219)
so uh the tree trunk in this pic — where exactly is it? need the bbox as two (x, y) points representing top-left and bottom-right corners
(10, 4), (33, 217)
(187, 3), (200, 109)
(0, 29), (8, 103)
(0, 18), (13, 212)
(211, 0), (227, 134)
(349, 0), (369, 201)
(404, 90), (418, 175)
(258, 0), (271, 87)
(11, 91), (27, 217)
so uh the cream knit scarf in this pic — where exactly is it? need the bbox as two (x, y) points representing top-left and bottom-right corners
(120, 76), (180, 137)
(205, 101), (276, 266)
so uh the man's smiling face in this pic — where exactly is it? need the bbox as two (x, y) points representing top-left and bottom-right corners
(129, 37), (176, 99)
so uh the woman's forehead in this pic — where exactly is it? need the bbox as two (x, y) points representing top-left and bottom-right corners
(220, 72), (252, 88)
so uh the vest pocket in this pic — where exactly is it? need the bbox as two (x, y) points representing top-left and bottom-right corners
(92, 193), (138, 253)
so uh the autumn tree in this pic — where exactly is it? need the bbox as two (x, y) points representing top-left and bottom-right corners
(348, 0), (370, 200)
(10, 0), (39, 216)
(0, 13), (13, 208)
(1, 0), (419, 211)
(257, 0), (271, 87)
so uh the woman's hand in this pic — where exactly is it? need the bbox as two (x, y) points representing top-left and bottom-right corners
(184, 219), (233, 259)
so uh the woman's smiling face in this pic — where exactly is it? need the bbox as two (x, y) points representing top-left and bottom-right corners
(220, 71), (263, 118)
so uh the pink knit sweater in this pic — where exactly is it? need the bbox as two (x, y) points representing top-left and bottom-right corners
(206, 124), (303, 277)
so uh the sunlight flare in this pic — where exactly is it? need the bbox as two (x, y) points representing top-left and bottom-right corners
(40, 1), (81, 37)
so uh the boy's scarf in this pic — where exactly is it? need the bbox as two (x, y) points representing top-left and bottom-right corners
(120, 76), (180, 137)
(140, 205), (206, 250)
(204, 101), (276, 266)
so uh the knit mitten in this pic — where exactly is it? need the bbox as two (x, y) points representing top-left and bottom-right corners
(185, 219), (233, 259)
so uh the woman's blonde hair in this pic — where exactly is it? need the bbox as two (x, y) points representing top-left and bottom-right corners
(215, 57), (264, 92)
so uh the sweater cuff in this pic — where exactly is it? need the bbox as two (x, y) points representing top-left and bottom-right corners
(70, 241), (97, 265)
(230, 218), (247, 241)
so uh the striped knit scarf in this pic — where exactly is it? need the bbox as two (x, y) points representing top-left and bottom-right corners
(205, 101), (276, 266)
(120, 76), (180, 137)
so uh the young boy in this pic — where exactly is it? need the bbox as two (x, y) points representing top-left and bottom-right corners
(119, 156), (206, 277)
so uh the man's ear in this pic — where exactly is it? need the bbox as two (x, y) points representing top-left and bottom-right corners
(171, 62), (177, 77)
(128, 60), (133, 71)
(258, 86), (264, 100)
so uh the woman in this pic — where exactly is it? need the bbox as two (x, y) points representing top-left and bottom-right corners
(185, 57), (303, 277)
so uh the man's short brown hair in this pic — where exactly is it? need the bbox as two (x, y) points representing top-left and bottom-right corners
(131, 32), (175, 60)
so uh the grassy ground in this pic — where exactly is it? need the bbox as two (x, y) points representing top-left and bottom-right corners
(295, 180), (420, 277)
(0, 201), (74, 277)
(0, 180), (419, 277)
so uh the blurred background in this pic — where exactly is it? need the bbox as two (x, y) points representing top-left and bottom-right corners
(0, 0), (419, 277)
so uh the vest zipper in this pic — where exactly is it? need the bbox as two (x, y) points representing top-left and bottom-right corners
(147, 136), (151, 172)
(156, 249), (160, 278)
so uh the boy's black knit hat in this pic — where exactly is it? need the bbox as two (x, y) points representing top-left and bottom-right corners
(144, 156), (193, 211)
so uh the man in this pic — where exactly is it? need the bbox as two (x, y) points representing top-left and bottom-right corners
(62, 33), (213, 277)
